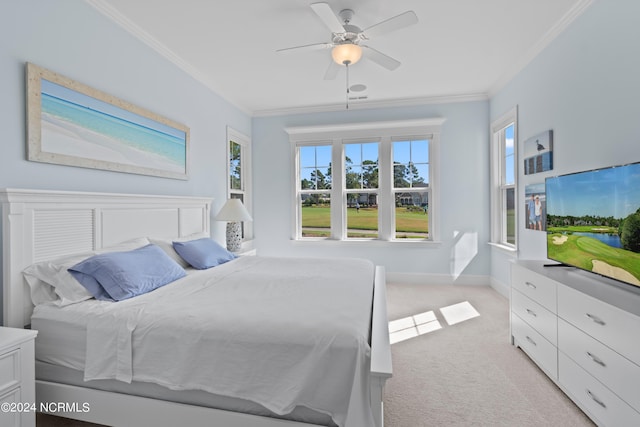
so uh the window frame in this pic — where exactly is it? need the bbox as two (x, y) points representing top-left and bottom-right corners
(288, 119), (444, 243)
(490, 107), (518, 250)
(226, 126), (253, 241)
(343, 139), (380, 240)
(392, 138), (431, 240)
(295, 141), (334, 240)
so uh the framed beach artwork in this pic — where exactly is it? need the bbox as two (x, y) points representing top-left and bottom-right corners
(26, 63), (189, 180)
(523, 130), (553, 175)
(525, 182), (546, 231)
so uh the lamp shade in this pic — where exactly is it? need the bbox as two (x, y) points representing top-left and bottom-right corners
(215, 199), (252, 222)
(331, 43), (362, 65)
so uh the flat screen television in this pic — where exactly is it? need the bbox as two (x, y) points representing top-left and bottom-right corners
(545, 162), (640, 289)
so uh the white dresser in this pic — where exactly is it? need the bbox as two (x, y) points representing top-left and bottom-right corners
(0, 328), (38, 427)
(511, 261), (640, 426)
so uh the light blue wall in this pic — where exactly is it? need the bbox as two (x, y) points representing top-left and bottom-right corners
(489, 0), (640, 288)
(7, 0), (634, 292)
(253, 101), (491, 279)
(0, 1), (251, 322)
(0, 1), (250, 211)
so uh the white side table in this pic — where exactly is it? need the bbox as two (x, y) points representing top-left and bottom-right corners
(0, 327), (38, 427)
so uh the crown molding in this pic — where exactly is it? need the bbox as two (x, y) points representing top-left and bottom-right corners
(84, 0), (252, 116)
(487, 0), (595, 97)
(85, 0), (591, 118)
(84, 0), (487, 118)
(252, 92), (489, 118)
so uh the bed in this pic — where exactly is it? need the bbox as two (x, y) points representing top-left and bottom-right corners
(0, 188), (392, 427)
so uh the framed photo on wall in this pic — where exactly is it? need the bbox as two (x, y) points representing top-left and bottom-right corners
(525, 182), (546, 231)
(26, 63), (190, 180)
(523, 130), (553, 175)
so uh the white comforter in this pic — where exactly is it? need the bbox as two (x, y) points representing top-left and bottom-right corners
(41, 256), (375, 427)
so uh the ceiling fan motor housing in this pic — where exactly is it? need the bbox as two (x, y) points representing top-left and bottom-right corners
(332, 25), (361, 44)
(338, 9), (355, 23)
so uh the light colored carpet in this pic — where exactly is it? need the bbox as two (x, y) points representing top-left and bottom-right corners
(38, 283), (594, 427)
(383, 282), (594, 427)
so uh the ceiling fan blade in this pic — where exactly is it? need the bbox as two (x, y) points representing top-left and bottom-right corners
(362, 45), (401, 70)
(324, 60), (340, 80)
(361, 10), (418, 39)
(276, 42), (333, 54)
(310, 2), (345, 34)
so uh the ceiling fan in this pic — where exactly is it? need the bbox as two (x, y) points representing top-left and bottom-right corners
(277, 2), (418, 80)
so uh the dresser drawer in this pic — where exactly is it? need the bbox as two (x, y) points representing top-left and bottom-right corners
(512, 312), (557, 380)
(558, 284), (640, 366)
(0, 349), (20, 394)
(559, 352), (640, 427)
(511, 264), (557, 313)
(558, 318), (640, 410)
(512, 289), (557, 346)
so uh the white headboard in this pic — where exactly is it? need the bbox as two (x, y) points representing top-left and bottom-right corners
(0, 188), (212, 328)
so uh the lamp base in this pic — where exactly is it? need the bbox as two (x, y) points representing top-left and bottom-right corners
(226, 222), (242, 252)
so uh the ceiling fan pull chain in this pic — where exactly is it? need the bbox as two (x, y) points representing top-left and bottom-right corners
(346, 62), (350, 110)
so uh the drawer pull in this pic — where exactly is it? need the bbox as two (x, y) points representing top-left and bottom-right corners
(525, 281), (537, 290)
(585, 313), (606, 326)
(586, 352), (606, 367)
(525, 336), (537, 346)
(526, 308), (537, 317)
(586, 389), (607, 408)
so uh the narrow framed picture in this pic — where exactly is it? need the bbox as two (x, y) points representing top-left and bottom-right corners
(523, 130), (553, 175)
(525, 182), (546, 231)
(26, 62), (189, 180)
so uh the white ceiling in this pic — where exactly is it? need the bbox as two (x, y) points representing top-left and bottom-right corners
(88, 0), (592, 116)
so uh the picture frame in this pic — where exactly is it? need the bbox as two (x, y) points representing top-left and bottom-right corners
(26, 62), (190, 180)
(524, 182), (546, 231)
(523, 130), (553, 175)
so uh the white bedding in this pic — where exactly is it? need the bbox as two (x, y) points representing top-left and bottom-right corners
(32, 256), (375, 427)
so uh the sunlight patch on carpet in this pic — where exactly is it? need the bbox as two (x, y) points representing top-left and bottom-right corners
(440, 301), (480, 325)
(389, 301), (480, 344)
(388, 310), (442, 344)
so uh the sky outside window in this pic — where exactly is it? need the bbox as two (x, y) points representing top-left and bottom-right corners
(505, 124), (515, 185)
(300, 145), (331, 189)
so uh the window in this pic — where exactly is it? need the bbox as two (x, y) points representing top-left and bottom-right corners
(289, 119), (444, 242)
(227, 127), (252, 240)
(345, 142), (379, 239)
(298, 144), (332, 238)
(393, 139), (430, 239)
(490, 108), (517, 248)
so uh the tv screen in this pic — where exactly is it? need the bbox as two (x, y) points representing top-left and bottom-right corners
(546, 162), (640, 289)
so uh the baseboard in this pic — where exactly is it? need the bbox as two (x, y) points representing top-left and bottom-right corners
(489, 276), (510, 299)
(386, 272), (490, 286)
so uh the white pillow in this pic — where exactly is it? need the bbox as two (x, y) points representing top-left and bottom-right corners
(149, 233), (208, 269)
(22, 237), (151, 306)
(23, 274), (59, 306)
(23, 252), (96, 306)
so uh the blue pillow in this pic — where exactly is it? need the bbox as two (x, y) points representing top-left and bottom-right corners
(68, 244), (186, 301)
(172, 238), (237, 269)
(68, 273), (115, 302)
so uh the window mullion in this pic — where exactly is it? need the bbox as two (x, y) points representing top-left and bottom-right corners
(331, 139), (344, 240)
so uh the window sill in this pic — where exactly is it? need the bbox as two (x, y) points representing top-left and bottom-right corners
(488, 242), (518, 254)
(292, 238), (442, 248)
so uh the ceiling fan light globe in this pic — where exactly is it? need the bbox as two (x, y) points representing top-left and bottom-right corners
(331, 44), (362, 65)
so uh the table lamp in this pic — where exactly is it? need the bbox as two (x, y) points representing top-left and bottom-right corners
(215, 199), (252, 252)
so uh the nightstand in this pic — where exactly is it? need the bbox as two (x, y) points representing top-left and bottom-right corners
(0, 327), (38, 427)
